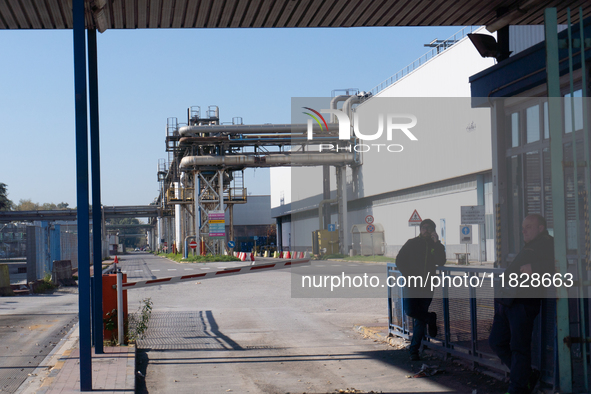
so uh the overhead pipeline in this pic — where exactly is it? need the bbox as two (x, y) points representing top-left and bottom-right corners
(179, 153), (355, 169)
(178, 123), (337, 136)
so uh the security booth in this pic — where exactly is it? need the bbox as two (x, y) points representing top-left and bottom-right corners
(351, 223), (385, 256)
(470, 12), (591, 392)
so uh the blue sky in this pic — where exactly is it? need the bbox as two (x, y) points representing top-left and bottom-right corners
(0, 26), (466, 207)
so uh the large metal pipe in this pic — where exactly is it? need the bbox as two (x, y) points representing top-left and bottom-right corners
(178, 123), (337, 136)
(330, 95), (351, 123)
(180, 153), (355, 169)
(319, 198), (336, 230)
(342, 95), (362, 122)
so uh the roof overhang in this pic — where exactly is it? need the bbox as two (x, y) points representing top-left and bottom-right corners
(1, 0), (590, 32)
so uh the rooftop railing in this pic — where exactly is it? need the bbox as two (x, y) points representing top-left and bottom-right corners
(369, 26), (480, 97)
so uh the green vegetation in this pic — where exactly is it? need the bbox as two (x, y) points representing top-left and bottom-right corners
(128, 298), (153, 342)
(343, 255), (396, 263)
(316, 253), (347, 260)
(33, 273), (59, 293)
(155, 252), (240, 263)
(318, 254), (396, 263)
(0, 183), (12, 211)
(0, 183), (70, 212)
(104, 298), (154, 346)
(108, 217), (143, 249)
(14, 199), (69, 211)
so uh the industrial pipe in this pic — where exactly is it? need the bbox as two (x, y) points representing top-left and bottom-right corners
(330, 95), (350, 123)
(178, 123), (337, 136)
(179, 153), (355, 169)
(319, 199), (337, 230)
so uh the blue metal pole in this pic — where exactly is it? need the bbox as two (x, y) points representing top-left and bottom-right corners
(88, 28), (104, 355)
(73, 0), (92, 390)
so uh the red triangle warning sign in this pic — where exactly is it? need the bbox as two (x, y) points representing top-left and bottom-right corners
(408, 209), (422, 223)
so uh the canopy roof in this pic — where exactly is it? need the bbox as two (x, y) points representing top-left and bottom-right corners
(1, 0), (589, 32)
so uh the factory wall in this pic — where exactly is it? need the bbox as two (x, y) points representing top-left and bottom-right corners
(272, 27), (499, 260)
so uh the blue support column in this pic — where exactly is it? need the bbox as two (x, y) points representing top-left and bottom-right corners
(88, 28), (104, 355)
(73, 0), (92, 390)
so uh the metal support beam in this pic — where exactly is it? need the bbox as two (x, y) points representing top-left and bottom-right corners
(323, 165), (331, 229)
(73, 0), (92, 389)
(198, 171), (201, 256)
(340, 166), (349, 254)
(229, 204), (234, 254)
(219, 169), (225, 253)
(174, 182), (181, 254)
(88, 27), (103, 355)
(545, 8), (572, 392)
(476, 174), (485, 262)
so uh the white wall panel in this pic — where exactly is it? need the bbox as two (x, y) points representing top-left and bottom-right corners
(375, 28), (496, 98)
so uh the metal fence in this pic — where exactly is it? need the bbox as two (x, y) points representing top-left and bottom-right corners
(388, 263), (557, 385)
(60, 225), (78, 269)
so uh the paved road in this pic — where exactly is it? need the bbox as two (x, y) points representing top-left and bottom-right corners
(120, 253), (462, 393)
(0, 291), (78, 393)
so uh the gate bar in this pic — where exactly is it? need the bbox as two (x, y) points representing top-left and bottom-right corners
(116, 259), (311, 291)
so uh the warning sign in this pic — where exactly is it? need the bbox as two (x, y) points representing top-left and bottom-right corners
(408, 210), (422, 227)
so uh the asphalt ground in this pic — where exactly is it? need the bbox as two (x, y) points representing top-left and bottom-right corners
(0, 291), (78, 393)
(120, 252), (511, 393)
(1, 252), (517, 393)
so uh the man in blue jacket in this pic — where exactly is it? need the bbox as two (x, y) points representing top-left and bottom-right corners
(396, 219), (446, 361)
(489, 214), (554, 394)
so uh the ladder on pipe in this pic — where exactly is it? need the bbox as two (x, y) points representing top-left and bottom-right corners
(229, 170), (246, 201)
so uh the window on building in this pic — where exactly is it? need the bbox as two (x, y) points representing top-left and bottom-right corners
(526, 105), (540, 143)
(542, 148), (553, 234)
(511, 112), (520, 147)
(543, 101), (549, 139)
(484, 176), (494, 240)
(505, 92), (586, 255)
(507, 155), (523, 252)
(524, 151), (541, 215)
(564, 89), (583, 134)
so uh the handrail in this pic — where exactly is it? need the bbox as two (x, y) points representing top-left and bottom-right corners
(368, 26), (480, 97)
(387, 263), (552, 383)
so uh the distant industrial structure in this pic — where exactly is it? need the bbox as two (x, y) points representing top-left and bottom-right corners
(156, 105), (352, 255)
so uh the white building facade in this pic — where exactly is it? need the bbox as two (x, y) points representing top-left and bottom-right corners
(271, 26), (545, 262)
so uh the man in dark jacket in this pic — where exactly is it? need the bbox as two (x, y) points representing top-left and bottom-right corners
(396, 219), (446, 361)
(489, 214), (554, 394)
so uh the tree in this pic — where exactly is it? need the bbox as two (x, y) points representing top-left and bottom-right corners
(108, 217), (143, 249)
(0, 183), (13, 211)
(15, 199), (40, 211)
(14, 200), (71, 211)
(40, 202), (58, 210)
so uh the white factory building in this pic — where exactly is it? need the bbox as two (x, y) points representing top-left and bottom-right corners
(270, 26), (555, 262)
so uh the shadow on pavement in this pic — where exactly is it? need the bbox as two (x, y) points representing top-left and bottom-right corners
(134, 310), (508, 393)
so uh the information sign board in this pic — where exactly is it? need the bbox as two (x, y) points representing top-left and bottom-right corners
(209, 211), (226, 239)
(461, 205), (485, 225)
